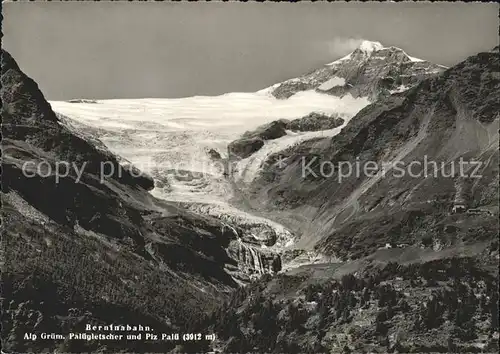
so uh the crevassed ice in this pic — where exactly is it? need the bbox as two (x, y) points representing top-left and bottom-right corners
(50, 90), (369, 253)
(50, 91), (370, 202)
(407, 55), (425, 63)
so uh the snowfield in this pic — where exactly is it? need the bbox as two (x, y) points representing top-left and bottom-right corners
(50, 89), (370, 253)
(50, 90), (369, 204)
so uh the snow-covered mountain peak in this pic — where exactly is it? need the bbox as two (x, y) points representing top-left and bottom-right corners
(357, 40), (385, 54)
(326, 40), (386, 65)
(269, 40), (446, 100)
(326, 41), (430, 66)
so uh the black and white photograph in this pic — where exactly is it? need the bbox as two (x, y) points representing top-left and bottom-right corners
(1, 2), (499, 353)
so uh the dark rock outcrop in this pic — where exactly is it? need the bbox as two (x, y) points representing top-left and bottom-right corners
(288, 112), (345, 132)
(241, 119), (289, 140)
(227, 114), (345, 160)
(228, 137), (265, 159)
(207, 148), (222, 160)
(228, 120), (289, 159)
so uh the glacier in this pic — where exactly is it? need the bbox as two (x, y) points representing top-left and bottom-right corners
(50, 90), (369, 206)
(50, 87), (370, 278)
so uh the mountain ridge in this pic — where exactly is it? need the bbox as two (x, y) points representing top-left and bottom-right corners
(264, 40), (447, 101)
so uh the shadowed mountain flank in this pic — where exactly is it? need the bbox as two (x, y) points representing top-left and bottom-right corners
(1, 49), (243, 353)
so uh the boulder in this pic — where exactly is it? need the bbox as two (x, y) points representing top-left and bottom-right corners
(207, 148), (222, 160)
(228, 119), (289, 159)
(228, 137), (264, 159)
(242, 119), (289, 140)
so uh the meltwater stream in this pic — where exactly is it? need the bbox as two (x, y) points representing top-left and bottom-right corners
(50, 90), (370, 282)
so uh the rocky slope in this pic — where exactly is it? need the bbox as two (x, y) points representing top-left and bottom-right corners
(239, 47), (499, 258)
(269, 40), (446, 101)
(209, 47), (500, 352)
(0, 49), (262, 353)
(287, 112), (345, 132)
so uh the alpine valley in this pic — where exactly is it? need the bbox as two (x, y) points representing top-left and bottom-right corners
(1, 41), (498, 353)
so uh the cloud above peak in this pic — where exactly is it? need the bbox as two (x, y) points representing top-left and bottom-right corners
(326, 37), (366, 57)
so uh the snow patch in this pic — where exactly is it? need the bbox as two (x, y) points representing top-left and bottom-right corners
(318, 77), (346, 91)
(389, 85), (411, 94)
(407, 55), (425, 63)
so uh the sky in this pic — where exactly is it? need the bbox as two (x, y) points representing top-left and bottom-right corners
(3, 2), (498, 100)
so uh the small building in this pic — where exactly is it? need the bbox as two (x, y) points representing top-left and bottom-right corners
(452, 204), (466, 213)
